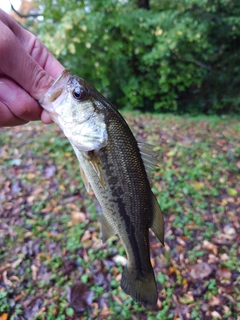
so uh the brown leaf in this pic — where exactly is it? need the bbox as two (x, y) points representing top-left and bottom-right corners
(202, 240), (218, 255)
(179, 292), (194, 304)
(216, 267), (231, 279)
(23, 298), (43, 319)
(211, 311), (222, 319)
(190, 262), (212, 280)
(209, 295), (221, 306)
(219, 253), (229, 261)
(71, 211), (86, 223)
(69, 282), (94, 312)
(81, 230), (91, 242)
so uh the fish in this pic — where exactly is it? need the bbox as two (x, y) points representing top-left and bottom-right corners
(39, 69), (164, 308)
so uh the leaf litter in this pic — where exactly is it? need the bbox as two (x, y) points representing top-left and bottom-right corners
(0, 114), (239, 319)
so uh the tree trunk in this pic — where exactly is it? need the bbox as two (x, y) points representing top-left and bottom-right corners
(137, 0), (150, 10)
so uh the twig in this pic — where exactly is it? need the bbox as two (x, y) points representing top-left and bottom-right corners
(9, 0), (43, 18)
(172, 294), (184, 320)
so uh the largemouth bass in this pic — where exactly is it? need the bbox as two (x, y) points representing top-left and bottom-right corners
(39, 69), (164, 308)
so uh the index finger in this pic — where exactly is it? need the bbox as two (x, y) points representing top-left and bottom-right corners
(0, 9), (64, 99)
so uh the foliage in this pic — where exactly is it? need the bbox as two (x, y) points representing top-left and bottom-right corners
(0, 114), (240, 319)
(33, 0), (240, 114)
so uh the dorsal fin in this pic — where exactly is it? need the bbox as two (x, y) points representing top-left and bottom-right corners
(138, 142), (158, 181)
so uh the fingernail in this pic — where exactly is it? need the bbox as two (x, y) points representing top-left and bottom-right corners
(0, 81), (16, 103)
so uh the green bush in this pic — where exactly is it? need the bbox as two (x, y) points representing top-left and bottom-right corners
(35, 0), (240, 114)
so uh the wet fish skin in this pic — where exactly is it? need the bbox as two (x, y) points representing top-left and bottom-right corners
(39, 70), (164, 308)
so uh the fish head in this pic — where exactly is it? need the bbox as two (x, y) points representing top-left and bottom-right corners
(40, 70), (108, 151)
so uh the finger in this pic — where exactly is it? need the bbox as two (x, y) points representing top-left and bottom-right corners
(41, 110), (53, 124)
(0, 77), (42, 126)
(0, 20), (53, 100)
(0, 9), (64, 79)
(0, 101), (27, 126)
(0, 12), (64, 100)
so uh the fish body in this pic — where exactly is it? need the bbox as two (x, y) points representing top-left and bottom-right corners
(39, 70), (164, 308)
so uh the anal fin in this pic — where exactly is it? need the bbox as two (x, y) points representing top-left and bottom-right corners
(150, 192), (164, 245)
(101, 215), (116, 243)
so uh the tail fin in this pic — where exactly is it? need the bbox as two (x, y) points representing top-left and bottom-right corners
(120, 266), (158, 308)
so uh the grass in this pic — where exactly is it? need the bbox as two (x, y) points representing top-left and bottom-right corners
(0, 114), (239, 319)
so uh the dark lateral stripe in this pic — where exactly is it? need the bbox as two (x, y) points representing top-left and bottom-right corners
(115, 190), (146, 278)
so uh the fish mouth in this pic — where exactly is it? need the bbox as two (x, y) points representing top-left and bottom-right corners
(51, 69), (72, 90)
(39, 69), (72, 106)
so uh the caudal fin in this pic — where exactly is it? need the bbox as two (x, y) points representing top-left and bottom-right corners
(120, 266), (158, 308)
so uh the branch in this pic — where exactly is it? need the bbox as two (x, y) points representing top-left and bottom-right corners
(190, 59), (212, 71)
(10, 1), (43, 18)
(173, 53), (212, 71)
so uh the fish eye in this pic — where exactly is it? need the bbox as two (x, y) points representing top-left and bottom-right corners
(72, 86), (86, 101)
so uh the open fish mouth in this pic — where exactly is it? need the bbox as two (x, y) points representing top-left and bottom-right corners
(39, 69), (72, 110)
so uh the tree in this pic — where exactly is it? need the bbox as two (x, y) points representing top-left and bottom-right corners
(32, 0), (240, 113)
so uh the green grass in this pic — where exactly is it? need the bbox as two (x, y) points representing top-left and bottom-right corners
(0, 114), (239, 319)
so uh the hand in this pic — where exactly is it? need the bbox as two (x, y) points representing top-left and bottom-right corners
(0, 9), (64, 127)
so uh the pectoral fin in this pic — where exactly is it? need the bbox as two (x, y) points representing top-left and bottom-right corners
(71, 143), (105, 191)
(150, 192), (164, 245)
(79, 165), (91, 193)
(86, 151), (105, 189)
(101, 215), (116, 243)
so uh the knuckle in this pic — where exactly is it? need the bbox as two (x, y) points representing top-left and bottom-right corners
(30, 65), (53, 99)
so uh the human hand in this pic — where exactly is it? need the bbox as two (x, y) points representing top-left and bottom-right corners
(0, 9), (64, 127)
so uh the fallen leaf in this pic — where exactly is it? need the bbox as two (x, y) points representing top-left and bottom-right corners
(190, 262), (212, 280)
(211, 311), (222, 319)
(71, 211), (86, 223)
(209, 295), (221, 306)
(3, 271), (12, 286)
(220, 253), (229, 261)
(202, 240), (218, 255)
(44, 165), (56, 178)
(81, 230), (91, 242)
(179, 292), (194, 304)
(223, 225), (235, 235)
(216, 267), (231, 279)
(11, 258), (23, 269)
(69, 282), (94, 312)
(31, 265), (38, 281)
(227, 188), (238, 196)
(11, 180), (22, 194)
(23, 298), (43, 319)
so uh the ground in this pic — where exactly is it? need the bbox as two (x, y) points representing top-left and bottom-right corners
(0, 114), (239, 320)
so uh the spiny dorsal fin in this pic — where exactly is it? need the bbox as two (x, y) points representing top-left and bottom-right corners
(138, 142), (158, 181)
